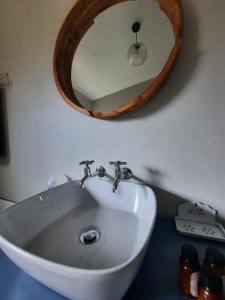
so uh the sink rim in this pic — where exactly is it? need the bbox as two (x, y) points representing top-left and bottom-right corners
(0, 181), (157, 276)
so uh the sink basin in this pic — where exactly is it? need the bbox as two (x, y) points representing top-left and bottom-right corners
(0, 178), (156, 300)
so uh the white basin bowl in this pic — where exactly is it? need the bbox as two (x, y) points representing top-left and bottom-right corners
(0, 178), (156, 300)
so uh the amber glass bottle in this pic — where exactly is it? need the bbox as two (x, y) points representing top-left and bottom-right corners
(203, 248), (225, 276)
(197, 267), (223, 300)
(203, 248), (225, 297)
(179, 244), (200, 298)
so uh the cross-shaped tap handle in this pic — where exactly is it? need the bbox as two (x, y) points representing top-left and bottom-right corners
(79, 160), (95, 167)
(110, 161), (127, 166)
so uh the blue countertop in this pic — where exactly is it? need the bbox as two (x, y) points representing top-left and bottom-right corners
(0, 218), (224, 300)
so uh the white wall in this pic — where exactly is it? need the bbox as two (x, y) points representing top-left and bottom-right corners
(0, 0), (225, 219)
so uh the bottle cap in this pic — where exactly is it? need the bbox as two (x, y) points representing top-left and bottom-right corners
(180, 244), (199, 266)
(199, 267), (223, 294)
(205, 248), (225, 268)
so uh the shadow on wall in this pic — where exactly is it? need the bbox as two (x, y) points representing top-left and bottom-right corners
(133, 168), (225, 225)
(0, 88), (10, 165)
(114, 0), (200, 121)
(132, 170), (189, 218)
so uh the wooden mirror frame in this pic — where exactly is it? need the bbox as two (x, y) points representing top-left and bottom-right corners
(53, 0), (183, 119)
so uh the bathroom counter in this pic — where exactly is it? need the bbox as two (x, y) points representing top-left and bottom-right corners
(0, 218), (224, 300)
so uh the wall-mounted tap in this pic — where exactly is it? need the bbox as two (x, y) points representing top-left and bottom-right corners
(79, 161), (106, 188)
(110, 161), (132, 193)
(79, 160), (94, 188)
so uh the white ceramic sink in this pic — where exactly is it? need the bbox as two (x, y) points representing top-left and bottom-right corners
(0, 178), (156, 300)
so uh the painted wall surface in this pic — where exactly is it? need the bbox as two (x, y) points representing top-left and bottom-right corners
(0, 0), (225, 219)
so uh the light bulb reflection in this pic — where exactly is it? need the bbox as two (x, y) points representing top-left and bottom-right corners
(127, 42), (148, 66)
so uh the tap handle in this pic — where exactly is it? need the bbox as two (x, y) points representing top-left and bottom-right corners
(79, 160), (95, 167)
(110, 161), (127, 167)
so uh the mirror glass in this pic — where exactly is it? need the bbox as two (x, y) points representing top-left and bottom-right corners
(71, 0), (175, 113)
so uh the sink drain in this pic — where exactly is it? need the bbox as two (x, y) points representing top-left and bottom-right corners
(79, 227), (101, 245)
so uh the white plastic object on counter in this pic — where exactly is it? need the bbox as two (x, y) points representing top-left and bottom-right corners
(175, 202), (225, 243)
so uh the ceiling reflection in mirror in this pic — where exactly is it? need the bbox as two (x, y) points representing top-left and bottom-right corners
(71, 0), (175, 113)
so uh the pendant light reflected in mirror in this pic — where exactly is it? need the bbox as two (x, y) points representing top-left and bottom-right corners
(127, 22), (148, 67)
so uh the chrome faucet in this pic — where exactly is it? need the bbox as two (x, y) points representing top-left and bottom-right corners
(110, 161), (132, 193)
(79, 161), (93, 188)
(79, 161), (106, 188)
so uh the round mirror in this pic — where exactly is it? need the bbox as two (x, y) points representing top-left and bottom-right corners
(54, 0), (183, 119)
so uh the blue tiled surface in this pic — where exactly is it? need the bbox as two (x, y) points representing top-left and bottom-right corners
(0, 218), (224, 300)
